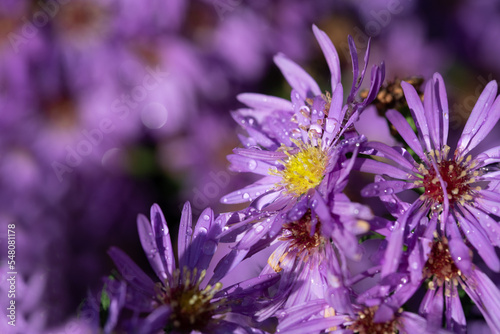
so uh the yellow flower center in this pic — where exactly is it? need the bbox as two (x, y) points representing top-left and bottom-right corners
(272, 139), (328, 197)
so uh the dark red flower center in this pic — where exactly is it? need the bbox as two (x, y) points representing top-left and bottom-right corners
(423, 239), (462, 286)
(420, 156), (478, 205)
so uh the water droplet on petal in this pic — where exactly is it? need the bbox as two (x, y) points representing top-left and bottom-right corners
(255, 225), (264, 233)
(203, 214), (210, 221)
(247, 159), (257, 171)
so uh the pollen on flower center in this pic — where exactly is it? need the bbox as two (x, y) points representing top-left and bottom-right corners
(268, 210), (325, 273)
(272, 139), (328, 197)
(419, 149), (481, 205)
(159, 268), (226, 333)
(280, 210), (324, 254)
(423, 238), (463, 287)
(347, 306), (399, 334)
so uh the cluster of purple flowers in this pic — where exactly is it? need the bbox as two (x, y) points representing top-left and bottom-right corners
(101, 25), (500, 333)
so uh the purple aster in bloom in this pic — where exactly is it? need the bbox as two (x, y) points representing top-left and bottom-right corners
(107, 203), (279, 333)
(218, 25), (383, 259)
(358, 73), (500, 274)
(355, 73), (500, 331)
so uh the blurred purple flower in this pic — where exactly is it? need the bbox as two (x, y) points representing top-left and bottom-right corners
(107, 203), (279, 333)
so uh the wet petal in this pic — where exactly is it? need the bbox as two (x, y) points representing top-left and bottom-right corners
(150, 204), (175, 281)
(237, 93), (293, 111)
(386, 109), (425, 158)
(312, 24), (341, 92)
(401, 81), (432, 152)
(274, 53), (321, 100)
(457, 80), (498, 155)
(177, 202), (192, 270)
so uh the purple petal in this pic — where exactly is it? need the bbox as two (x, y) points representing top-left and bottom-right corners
(138, 305), (172, 334)
(137, 213), (169, 282)
(476, 145), (500, 166)
(353, 158), (412, 179)
(386, 109), (425, 158)
(419, 285), (444, 330)
(312, 25), (341, 92)
(188, 208), (216, 271)
(233, 147), (287, 161)
(401, 81), (432, 152)
(380, 207), (415, 278)
(274, 53), (321, 100)
(227, 154), (275, 175)
(447, 237), (472, 277)
(361, 179), (417, 197)
(177, 202), (192, 270)
(457, 212), (500, 272)
(221, 183), (275, 205)
(150, 204), (175, 280)
(434, 73), (450, 146)
(108, 247), (156, 296)
(464, 205), (500, 247)
(325, 85), (345, 141)
(237, 93), (293, 111)
(457, 80), (498, 155)
(365, 141), (416, 171)
(448, 290), (466, 334)
(464, 268), (500, 333)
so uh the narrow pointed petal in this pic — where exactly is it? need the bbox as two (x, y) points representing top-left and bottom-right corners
(402, 81), (432, 152)
(457, 212), (500, 272)
(274, 53), (321, 99)
(137, 214), (169, 281)
(221, 183), (276, 205)
(457, 80), (498, 154)
(188, 208), (215, 271)
(177, 202), (192, 270)
(227, 154), (275, 175)
(353, 158), (413, 179)
(237, 93), (293, 111)
(150, 204), (175, 281)
(313, 24), (341, 92)
(386, 108), (425, 158)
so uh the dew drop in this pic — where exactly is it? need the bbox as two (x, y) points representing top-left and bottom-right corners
(255, 225), (264, 233)
(203, 214), (210, 221)
(247, 159), (257, 171)
(243, 193), (250, 200)
(384, 188), (394, 195)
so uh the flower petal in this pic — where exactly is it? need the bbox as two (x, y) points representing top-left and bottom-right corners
(402, 81), (432, 152)
(312, 24), (341, 93)
(457, 80), (498, 155)
(237, 93), (293, 111)
(386, 108), (425, 158)
(274, 53), (321, 100)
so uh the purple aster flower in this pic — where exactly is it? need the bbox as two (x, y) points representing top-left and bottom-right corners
(218, 25), (383, 258)
(107, 202), (279, 333)
(355, 73), (500, 331)
(358, 73), (500, 276)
